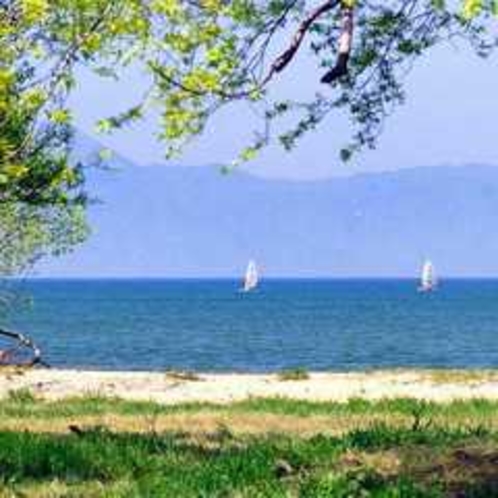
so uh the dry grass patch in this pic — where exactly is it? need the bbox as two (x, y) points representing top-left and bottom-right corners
(335, 443), (498, 497)
(445, 447), (498, 495)
(338, 448), (402, 477)
(0, 479), (135, 498)
(423, 369), (498, 385)
(0, 412), (361, 437)
(164, 369), (203, 382)
(398, 444), (498, 496)
(277, 368), (310, 381)
(0, 409), (469, 439)
(0, 366), (28, 382)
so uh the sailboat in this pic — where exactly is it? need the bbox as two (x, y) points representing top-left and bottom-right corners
(418, 260), (437, 293)
(241, 260), (259, 292)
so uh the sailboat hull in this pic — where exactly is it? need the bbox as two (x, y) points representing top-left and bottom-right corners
(239, 287), (257, 293)
(418, 282), (437, 293)
(418, 286), (436, 293)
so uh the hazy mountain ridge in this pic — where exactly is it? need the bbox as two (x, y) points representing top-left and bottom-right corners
(44, 136), (498, 277)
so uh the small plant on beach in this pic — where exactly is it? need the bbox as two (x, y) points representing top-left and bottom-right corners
(165, 370), (203, 382)
(0, 366), (27, 377)
(278, 368), (310, 381)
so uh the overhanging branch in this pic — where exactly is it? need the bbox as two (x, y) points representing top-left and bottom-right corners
(259, 0), (341, 87)
(156, 0), (341, 99)
(321, 4), (354, 83)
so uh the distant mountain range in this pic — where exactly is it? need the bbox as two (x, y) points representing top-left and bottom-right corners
(39, 135), (498, 277)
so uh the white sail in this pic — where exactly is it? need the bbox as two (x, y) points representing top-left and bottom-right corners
(242, 260), (259, 292)
(419, 260), (436, 292)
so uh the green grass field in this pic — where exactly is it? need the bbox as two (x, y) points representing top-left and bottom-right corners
(0, 393), (498, 497)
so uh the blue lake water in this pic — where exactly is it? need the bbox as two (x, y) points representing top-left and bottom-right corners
(2, 279), (498, 371)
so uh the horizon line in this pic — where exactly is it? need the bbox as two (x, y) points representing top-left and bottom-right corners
(8, 275), (498, 281)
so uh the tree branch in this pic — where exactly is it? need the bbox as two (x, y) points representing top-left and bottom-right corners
(155, 0), (341, 100)
(321, 4), (354, 84)
(260, 0), (340, 87)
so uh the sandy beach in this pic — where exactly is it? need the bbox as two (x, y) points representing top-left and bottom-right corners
(1, 369), (498, 404)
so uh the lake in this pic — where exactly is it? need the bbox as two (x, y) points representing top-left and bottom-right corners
(3, 279), (498, 371)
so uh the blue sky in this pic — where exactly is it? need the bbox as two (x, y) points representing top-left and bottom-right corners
(71, 42), (498, 180)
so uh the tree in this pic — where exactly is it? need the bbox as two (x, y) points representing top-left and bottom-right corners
(1, 0), (497, 188)
(1, 0), (91, 280)
(0, 203), (87, 277)
(0, 201), (87, 321)
(118, 0), (497, 163)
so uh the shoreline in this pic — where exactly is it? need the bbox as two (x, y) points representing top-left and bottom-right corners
(1, 368), (498, 404)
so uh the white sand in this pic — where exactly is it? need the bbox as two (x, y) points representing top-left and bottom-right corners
(1, 369), (498, 404)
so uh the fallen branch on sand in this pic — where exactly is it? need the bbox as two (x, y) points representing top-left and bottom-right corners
(0, 328), (47, 368)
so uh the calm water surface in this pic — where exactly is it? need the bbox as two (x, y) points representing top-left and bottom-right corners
(3, 279), (498, 371)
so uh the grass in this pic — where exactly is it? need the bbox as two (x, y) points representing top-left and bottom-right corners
(424, 368), (498, 385)
(277, 367), (310, 381)
(164, 369), (204, 382)
(6, 387), (37, 403)
(1, 396), (498, 496)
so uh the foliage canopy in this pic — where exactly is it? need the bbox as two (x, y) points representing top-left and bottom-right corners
(2, 0), (497, 179)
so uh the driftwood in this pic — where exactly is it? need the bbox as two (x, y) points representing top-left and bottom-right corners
(0, 328), (47, 367)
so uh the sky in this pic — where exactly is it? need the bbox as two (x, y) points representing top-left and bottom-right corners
(37, 33), (498, 278)
(71, 41), (498, 180)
